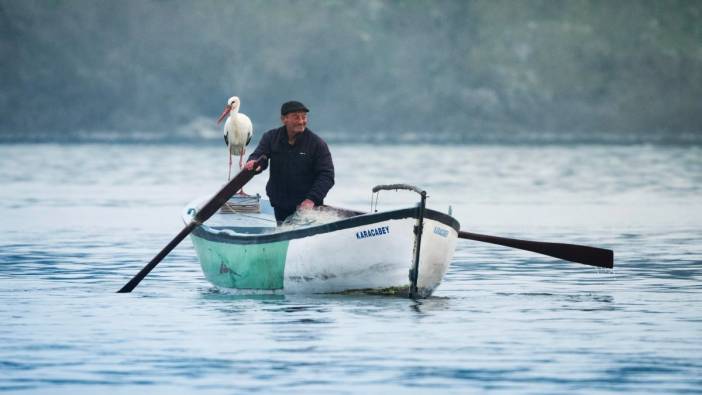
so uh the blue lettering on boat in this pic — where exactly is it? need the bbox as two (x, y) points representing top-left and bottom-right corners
(356, 225), (390, 239)
(433, 226), (449, 237)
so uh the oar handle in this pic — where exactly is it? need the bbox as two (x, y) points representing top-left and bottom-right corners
(193, 155), (267, 222)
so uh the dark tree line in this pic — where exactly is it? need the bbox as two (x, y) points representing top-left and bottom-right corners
(1, 0), (700, 143)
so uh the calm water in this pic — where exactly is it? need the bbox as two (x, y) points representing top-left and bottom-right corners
(1, 143), (701, 394)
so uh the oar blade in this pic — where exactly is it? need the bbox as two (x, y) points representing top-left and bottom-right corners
(458, 231), (614, 269)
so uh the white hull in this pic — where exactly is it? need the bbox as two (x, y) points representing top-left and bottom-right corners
(283, 217), (457, 295)
(184, 196), (459, 297)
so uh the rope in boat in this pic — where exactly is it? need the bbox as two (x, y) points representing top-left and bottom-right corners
(229, 212), (277, 222)
(371, 191), (381, 213)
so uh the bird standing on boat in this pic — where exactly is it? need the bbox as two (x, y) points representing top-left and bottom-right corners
(217, 96), (253, 183)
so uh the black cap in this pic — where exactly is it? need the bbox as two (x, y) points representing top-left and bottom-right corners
(281, 101), (309, 116)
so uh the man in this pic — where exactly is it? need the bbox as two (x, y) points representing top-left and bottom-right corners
(244, 100), (335, 223)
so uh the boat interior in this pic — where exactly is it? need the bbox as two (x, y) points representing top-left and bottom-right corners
(196, 194), (365, 235)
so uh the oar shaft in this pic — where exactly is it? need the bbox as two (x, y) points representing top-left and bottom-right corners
(117, 222), (198, 293)
(458, 231), (613, 269)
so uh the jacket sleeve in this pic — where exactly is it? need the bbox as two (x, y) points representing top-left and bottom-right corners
(306, 139), (335, 205)
(246, 130), (272, 172)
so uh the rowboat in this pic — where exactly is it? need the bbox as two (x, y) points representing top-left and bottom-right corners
(183, 184), (460, 297)
(118, 166), (612, 295)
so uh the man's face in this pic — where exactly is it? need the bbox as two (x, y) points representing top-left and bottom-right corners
(282, 111), (308, 135)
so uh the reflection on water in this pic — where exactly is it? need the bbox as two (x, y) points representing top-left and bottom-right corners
(0, 143), (701, 394)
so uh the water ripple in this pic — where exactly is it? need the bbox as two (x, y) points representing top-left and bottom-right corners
(1, 144), (701, 394)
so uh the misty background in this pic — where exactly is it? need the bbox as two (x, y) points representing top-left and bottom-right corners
(1, 0), (701, 144)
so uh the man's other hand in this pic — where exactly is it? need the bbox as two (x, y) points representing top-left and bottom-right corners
(299, 199), (315, 210)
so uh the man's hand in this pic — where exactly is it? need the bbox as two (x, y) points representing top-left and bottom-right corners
(299, 199), (315, 210)
(244, 160), (261, 172)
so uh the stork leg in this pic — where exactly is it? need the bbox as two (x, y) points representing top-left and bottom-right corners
(237, 148), (248, 195)
(228, 152), (232, 181)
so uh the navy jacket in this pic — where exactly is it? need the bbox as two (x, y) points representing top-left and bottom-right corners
(247, 126), (335, 210)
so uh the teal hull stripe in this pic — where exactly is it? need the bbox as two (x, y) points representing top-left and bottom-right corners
(191, 234), (289, 289)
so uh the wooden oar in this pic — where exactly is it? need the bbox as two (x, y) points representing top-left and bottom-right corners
(117, 156), (266, 293)
(458, 231), (613, 269)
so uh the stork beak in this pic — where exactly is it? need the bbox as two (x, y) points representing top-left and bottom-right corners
(217, 105), (231, 125)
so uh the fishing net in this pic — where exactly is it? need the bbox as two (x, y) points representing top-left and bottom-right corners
(279, 207), (348, 230)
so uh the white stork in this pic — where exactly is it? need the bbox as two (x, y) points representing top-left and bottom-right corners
(217, 96), (253, 183)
